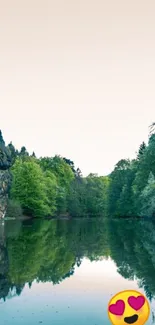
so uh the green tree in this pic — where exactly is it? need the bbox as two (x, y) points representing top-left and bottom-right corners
(137, 142), (146, 160)
(10, 158), (50, 217)
(31, 151), (36, 158)
(19, 146), (29, 158)
(67, 177), (87, 217)
(132, 134), (155, 214)
(44, 170), (58, 215)
(140, 172), (155, 217)
(149, 122), (155, 136)
(39, 156), (74, 188)
(85, 175), (109, 216)
(39, 156), (74, 214)
(63, 157), (76, 174)
(107, 159), (131, 216)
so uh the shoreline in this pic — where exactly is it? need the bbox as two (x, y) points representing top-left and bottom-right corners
(1, 215), (151, 222)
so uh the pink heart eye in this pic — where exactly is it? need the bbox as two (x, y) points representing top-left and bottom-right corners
(109, 299), (125, 315)
(128, 295), (145, 311)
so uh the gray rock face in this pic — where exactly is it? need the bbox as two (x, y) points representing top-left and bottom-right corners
(0, 131), (12, 219)
(0, 170), (11, 218)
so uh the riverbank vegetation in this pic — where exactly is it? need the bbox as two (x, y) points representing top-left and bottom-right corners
(1, 124), (155, 218)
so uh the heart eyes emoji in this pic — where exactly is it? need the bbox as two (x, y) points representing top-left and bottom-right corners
(109, 295), (145, 316)
(108, 290), (150, 325)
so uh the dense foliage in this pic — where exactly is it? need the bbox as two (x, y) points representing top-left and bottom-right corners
(0, 124), (155, 218)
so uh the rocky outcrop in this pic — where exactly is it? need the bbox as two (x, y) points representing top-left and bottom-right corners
(0, 170), (11, 218)
(0, 131), (12, 218)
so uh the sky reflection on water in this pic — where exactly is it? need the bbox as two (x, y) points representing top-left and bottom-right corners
(0, 258), (154, 325)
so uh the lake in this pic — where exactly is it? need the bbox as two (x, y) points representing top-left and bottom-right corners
(0, 218), (155, 325)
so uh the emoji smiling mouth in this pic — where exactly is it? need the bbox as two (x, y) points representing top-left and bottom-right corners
(124, 314), (138, 324)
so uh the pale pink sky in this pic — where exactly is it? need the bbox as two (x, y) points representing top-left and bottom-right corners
(0, 0), (155, 175)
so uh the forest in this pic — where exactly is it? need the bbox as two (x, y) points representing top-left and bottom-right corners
(0, 123), (155, 218)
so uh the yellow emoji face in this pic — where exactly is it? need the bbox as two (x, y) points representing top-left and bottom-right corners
(108, 290), (150, 325)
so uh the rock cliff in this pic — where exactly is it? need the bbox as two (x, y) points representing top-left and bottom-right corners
(0, 170), (11, 218)
(0, 131), (12, 218)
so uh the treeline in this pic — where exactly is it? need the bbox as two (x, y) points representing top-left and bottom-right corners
(1, 124), (155, 218)
(107, 129), (155, 217)
(0, 131), (109, 218)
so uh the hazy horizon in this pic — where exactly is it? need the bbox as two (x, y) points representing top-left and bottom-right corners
(1, 0), (155, 176)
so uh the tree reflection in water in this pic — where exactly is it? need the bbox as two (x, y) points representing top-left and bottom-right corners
(1, 218), (155, 303)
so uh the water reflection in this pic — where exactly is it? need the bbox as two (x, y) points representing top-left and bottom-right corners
(0, 218), (155, 324)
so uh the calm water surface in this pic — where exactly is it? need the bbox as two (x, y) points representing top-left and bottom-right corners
(0, 218), (155, 325)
